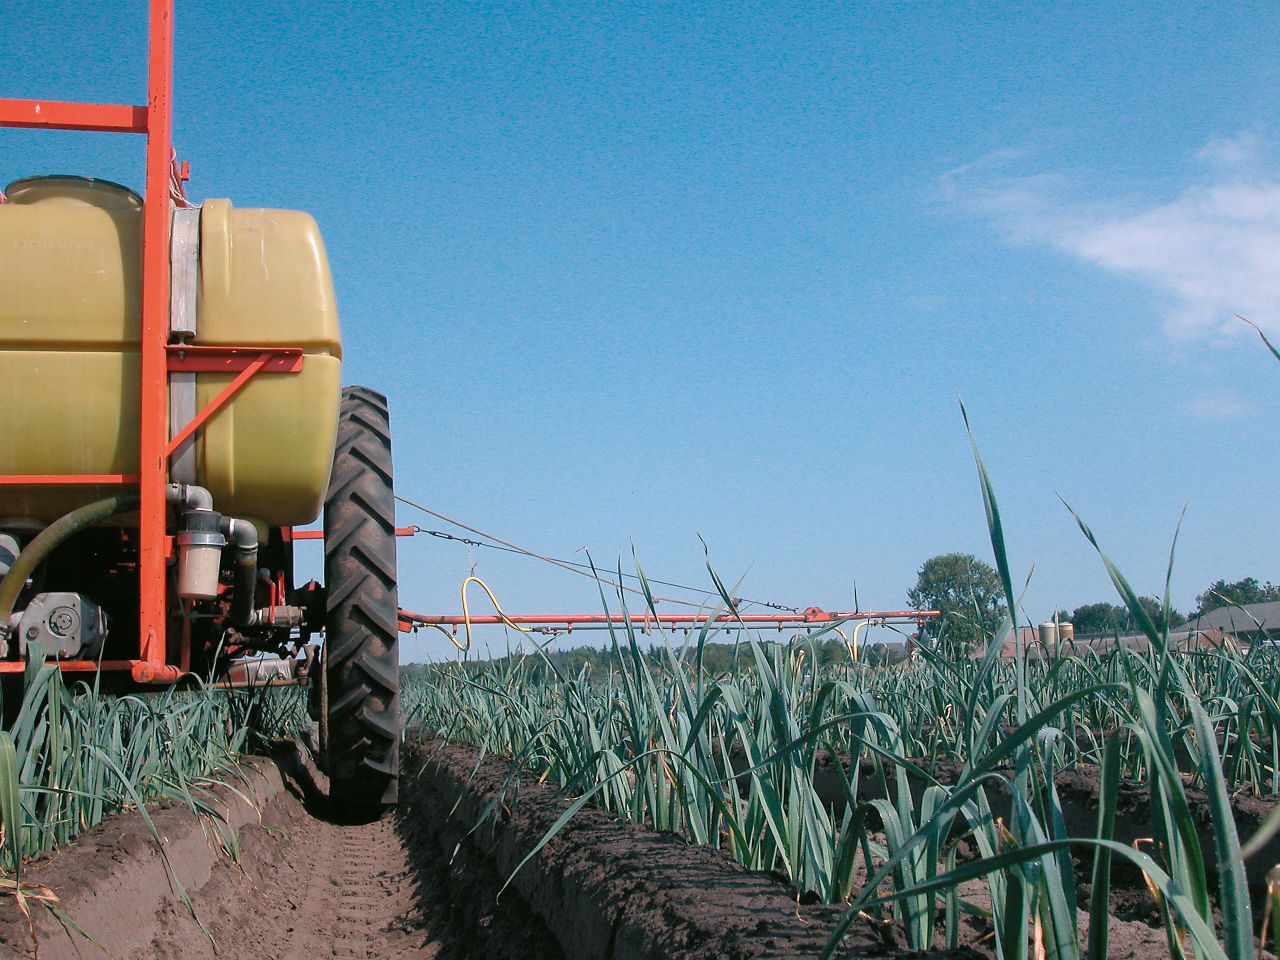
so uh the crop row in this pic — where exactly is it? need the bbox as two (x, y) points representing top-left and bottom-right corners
(409, 442), (1280, 960)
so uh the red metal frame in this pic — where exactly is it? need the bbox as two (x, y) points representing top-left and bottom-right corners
(164, 346), (304, 457)
(289, 526), (417, 541)
(0, 9), (930, 683)
(0, 0), (174, 679)
(0, 99), (148, 134)
(0, 660), (182, 683)
(0, 2), (296, 684)
(0, 475), (141, 485)
(166, 345), (305, 373)
(398, 608), (940, 634)
(137, 0), (177, 675)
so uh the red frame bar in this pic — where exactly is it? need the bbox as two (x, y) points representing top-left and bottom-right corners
(291, 526), (417, 540)
(0, 660), (137, 673)
(0, 99), (147, 134)
(399, 609), (940, 632)
(164, 347), (305, 458)
(166, 344), (304, 373)
(164, 356), (268, 457)
(0, 659), (181, 684)
(137, 0), (176, 672)
(0, 475), (140, 485)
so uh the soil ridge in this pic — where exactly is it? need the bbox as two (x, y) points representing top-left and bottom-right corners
(405, 731), (977, 960)
(0, 756), (284, 959)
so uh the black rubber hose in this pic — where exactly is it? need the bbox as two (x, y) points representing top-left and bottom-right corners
(230, 551), (256, 626)
(0, 492), (141, 634)
(224, 518), (259, 628)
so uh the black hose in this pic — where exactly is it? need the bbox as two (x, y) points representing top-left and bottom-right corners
(224, 518), (259, 628)
(0, 492), (141, 634)
(230, 551), (257, 626)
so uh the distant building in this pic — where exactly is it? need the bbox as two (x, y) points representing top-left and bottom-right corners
(988, 601), (1280, 658)
(1047, 628), (1243, 657)
(1175, 601), (1280, 647)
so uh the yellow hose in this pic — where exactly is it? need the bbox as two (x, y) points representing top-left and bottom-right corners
(423, 622), (459, 644)
(455, 575), (531, 654)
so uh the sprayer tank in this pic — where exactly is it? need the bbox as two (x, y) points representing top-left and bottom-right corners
(0, 176), (342, 526)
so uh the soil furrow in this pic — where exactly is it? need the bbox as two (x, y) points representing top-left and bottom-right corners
(0, 736), (1198, 960)
(144, 788), (455, 960)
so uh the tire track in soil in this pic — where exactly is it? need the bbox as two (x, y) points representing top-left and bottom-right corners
(145, 789), (455, 960)
(327, 823), (433, 960)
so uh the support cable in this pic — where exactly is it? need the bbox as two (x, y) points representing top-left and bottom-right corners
(394, 494), (800, 613)
(395, 494), (700, 608)
(415, 527), (799, 612)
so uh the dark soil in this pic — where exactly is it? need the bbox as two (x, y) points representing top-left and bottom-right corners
(404, 731), (980, 959)
(761, 745), (1280, 899)
(456, 734), (1271, 959)
(3, 732), (1267, 960)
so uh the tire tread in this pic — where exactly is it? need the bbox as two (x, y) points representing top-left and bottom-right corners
(324, 386), (399, 818)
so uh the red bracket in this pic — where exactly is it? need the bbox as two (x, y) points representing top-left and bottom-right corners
(164, 345), (304, 459)
(167, 344), (304, 374)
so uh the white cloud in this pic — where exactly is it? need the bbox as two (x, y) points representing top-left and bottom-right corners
(940, 134), (1280, 342)
(1195, 131), (1263, 171)
(1185, 391), (1250, 421)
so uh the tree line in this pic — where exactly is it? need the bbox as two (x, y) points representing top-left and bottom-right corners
(401, 632), (911, 679)
(907, 552), (1279, 650)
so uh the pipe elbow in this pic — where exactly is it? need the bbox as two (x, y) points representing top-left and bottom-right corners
(166, 482), (214, 513)
(223, 517), (259, 555)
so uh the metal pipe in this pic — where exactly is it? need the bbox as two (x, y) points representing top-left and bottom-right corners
(166, 481), (213, 512)
(849, 619), (871, 660)
(398, 609), (939, 628)
(132, 661), (183, 684)
(0, 492), (141, 642)
(246, 605), (305, 628)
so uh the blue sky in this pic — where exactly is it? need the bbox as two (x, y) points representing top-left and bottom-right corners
(3, 2), (1277, 660)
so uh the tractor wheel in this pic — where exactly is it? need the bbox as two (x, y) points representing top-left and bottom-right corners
(324, 386), (400, 820)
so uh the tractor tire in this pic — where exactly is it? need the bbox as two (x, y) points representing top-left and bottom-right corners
(324, 386), (400, 820)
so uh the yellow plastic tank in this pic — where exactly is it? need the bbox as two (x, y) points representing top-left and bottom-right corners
(0, 175), (342, 527)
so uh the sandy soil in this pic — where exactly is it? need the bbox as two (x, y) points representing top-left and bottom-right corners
(145, 791), (453, 960)
(0, 748), (562, 960)
(135, 751), (563, 960)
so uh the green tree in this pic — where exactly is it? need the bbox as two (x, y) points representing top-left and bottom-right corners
(1070, 602), (1125, 636)
(1135, 595), (1186, 631)
(907, 553), (1006, 654)
(1195, 577), (1280, 615)
(1070, 598), (1183, 635)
